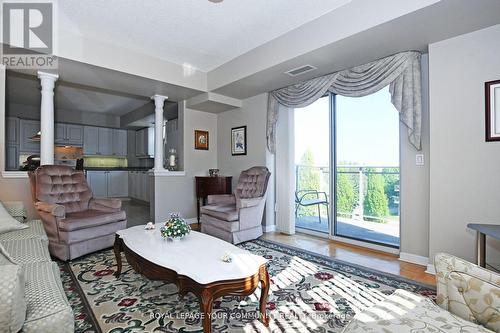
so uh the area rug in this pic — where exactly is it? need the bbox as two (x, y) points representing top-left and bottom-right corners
(61, 239), (436, 333)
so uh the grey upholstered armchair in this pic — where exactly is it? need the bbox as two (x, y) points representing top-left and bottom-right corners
(29, 165), (127, 261)
(201, 166), (271, 244)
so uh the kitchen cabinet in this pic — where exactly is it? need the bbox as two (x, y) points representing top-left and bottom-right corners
(87, 170), (128, 198)
(135, 128), (154, 158)
(6, 144), (19, 170)
(6, 117), (19, 144)
(19, 119), (40, 153)
(112, 129), (127, 157)
(128, 171), (150, 201)
(56, 123), (83, 146)
(84, 126), (114, 156)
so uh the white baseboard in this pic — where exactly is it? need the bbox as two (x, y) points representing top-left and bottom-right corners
(263, 224), (276, 233)
(425, 264), (436, 275)
(399, 252), (429, 267)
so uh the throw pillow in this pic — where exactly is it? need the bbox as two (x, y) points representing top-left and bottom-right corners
(0, 202), (28, 234)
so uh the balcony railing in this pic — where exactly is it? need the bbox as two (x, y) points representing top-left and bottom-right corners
(295, 164), (400, 224)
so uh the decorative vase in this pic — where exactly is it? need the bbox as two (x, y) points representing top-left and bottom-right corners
(160, 213), (191, 240)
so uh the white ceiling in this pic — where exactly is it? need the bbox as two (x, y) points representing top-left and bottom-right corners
(6, 73), (151, 116)
(58, 0), (350, 72)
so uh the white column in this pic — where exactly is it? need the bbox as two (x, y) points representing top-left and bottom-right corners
(37, 71), (58, 165)
(151, 94), (168, 172)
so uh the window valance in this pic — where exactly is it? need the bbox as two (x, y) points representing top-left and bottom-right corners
(267, 51), (422, 153)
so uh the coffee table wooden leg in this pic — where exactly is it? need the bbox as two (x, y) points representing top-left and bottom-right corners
(259, 265), (270, 326)
(113, 235), (123, 277)
(199, 289), (214, 333)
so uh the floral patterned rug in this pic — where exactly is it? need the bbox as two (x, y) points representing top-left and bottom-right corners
(60, 239), (436, 333)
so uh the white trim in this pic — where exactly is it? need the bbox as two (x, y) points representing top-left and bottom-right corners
(297, 227), (329, 239)
(425, 264), (436, 275)
(1, 171), (28, 179)
(399, 252), (429, 267)
(149, 170), (186, 177)
(185, 218), (198, 225)
(263, 224), (276, 233)
(331, 235), (400, 255)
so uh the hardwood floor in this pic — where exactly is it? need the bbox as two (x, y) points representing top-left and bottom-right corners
(261, 232), (436, 286)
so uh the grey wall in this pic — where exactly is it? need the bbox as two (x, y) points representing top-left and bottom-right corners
(429, 24), (500, 267)
(153, 102), (218, 222)
(399, 54), (430, 258)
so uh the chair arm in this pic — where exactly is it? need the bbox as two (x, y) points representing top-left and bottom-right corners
(2, 201), (27, 221)
(237, 197), (264, 209)
(89, 198), (122, 212)
(35, 201), (66, 218)
(207, 194), (236, 205)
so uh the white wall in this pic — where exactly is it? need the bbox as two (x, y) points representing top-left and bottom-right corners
(429, 24), (500, 267)
(216, 93), (275, 228)
(153, 103), (217, 222)
(399, 54), (431, 259)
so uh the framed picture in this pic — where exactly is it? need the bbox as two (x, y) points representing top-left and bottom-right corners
(194, 130), (209, 150)
(231, 126), (247, 156)
(486, 79), (500, 141)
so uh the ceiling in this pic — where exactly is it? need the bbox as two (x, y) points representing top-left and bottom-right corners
(58, 0), (350, 72)
(6, 72), (151, 116)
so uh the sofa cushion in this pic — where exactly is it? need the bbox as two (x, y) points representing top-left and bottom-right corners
(201, 214), (240, 232)
(0, 264), (26, 333)
(201, 204), (239, 222)
(58, 209), (126, 231)
(0, 220), (48, 243)
(23, 262), (74, 333)
(0, 238), (51, 264)
(0, 202), (28, 234)
(341, 289), (493, 333)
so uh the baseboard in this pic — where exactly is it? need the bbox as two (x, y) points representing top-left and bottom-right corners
(263, 224), (276, 233)
(425, 264), (436, 275)
(399, 252), (429, 267)
(185, 218), (198, 225)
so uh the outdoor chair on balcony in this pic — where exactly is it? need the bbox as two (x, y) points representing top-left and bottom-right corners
(295, 190), (330, 224)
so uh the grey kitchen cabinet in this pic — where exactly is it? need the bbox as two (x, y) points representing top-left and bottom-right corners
(128, 171), (150, 201)
(107, 171), (129, 197)
(87, 171), (107, 198)
(56, 123), (83, 146)
(6, 117), (19, 144)
(83, 126), (99, 155)
(98, 128), (113, 156)
(84, 126), (114, 156)
(87, 170), (128, 198)
(6, 144), (19, 170)
(19, 119), (40, 153)
(112, 129), (127, 157)
(135, 128), (154, 158)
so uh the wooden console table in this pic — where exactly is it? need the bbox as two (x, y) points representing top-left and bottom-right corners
(467, 223), (500, 267)
(195, 176), (232, 223)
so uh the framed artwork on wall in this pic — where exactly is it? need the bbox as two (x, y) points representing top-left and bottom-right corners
(485, 79), (500, 141)
(194, 130), (209, 150)
(231, 126), (247, 156)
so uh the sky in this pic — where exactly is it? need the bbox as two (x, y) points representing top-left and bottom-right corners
(294, 86), (400, 167)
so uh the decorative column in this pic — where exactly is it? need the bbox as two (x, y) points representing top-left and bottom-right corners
(37, 71), (59, 165)
(151, 94), (168, 172)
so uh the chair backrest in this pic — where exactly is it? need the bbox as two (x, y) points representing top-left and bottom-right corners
(31, 165), (93, 213)
(236, 166), (271, 199)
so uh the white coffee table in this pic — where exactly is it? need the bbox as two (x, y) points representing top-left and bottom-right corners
(114, 226), (270, 333)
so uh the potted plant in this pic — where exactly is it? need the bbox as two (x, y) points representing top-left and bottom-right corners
(160, 213), (191, 241)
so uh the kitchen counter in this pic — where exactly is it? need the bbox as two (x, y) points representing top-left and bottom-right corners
(83, 167), (152, 171)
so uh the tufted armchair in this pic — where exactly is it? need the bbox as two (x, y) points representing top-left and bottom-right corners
(201, 166), (270, 244)
(29, 165), (127, 261)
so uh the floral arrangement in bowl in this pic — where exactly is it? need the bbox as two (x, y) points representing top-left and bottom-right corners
(160, 213), (191, 240)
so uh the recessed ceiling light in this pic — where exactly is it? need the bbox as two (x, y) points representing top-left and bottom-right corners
(209, 0), (223, 3)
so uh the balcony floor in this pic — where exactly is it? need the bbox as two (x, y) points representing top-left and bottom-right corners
(296, 215), (400, 248)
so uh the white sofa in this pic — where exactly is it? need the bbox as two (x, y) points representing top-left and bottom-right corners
(342, 253), (499, 333)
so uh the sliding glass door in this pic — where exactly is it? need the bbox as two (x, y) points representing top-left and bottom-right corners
(294, 87), (400, 249)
